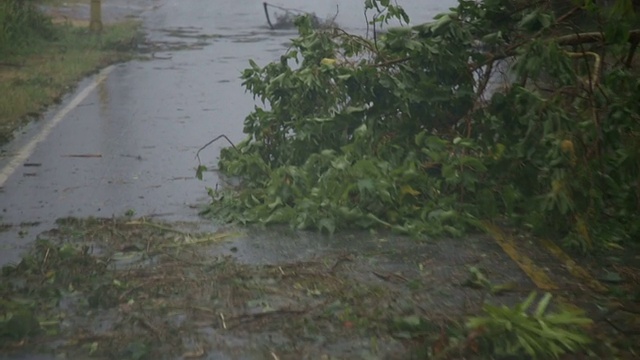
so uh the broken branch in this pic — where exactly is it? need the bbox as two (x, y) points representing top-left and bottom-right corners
(196, 134), (238, 166)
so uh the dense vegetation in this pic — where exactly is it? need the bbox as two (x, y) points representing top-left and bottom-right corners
(0, 0), (53, 59)
(201, 0), (640, 250)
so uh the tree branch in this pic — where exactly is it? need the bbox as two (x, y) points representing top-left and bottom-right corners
(554, 30), (640, 47)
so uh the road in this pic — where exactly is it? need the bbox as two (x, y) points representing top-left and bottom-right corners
(0, 0), (457, 266)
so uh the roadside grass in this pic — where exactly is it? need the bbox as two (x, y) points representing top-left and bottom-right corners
(0, 20), (141, 144)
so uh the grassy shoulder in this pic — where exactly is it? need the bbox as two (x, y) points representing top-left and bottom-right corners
(0, 19), (141, 144)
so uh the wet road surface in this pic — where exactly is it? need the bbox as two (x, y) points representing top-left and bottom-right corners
(0, 0), (456, 266)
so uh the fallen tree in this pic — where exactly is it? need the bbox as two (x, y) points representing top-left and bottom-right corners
(201, 0), (640, 250)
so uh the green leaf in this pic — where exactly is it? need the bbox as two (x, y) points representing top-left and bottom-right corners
(195, 165), (207, 180)
(534, 293), (552, 317)
(357, 178), (375, 193)
(318, 218), (336, 234)
(267, 197), (283, 209)
(430, 14), (453, 34)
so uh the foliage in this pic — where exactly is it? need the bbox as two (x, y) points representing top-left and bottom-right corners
(203, 0), (640, 248)
(0, 0), (54, 58)
(0, 239), (98, 344)
(466, 292), (593, 359)
(0, 299), (41, 343)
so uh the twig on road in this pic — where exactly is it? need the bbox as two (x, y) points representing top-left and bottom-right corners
(62, 154), (102, 158)
(195, 134), (238, 166)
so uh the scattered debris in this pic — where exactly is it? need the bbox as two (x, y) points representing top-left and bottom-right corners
(62, 154), (103, 158)
(0, 218), (637, 358)
(262, 2), (337, 30)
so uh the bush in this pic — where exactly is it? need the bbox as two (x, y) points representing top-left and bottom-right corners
(0, 0), (53, 58)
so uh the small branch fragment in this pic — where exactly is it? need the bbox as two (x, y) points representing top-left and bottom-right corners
(196, 134), (238, 166)
(220, 312), (227, 329)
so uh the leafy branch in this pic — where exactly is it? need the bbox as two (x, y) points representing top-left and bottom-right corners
(466, 292), (593, 359)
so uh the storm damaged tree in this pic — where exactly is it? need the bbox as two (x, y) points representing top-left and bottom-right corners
(201, 0), (640, 250)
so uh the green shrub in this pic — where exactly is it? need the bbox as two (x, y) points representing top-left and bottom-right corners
(0, 0), (53, 58)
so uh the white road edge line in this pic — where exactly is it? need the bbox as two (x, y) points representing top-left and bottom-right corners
(0, 65), (114, 188)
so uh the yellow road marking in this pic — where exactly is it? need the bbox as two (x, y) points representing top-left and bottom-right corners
(482, 222), (558, 291)
(539, 238), (608, 293)
(483, 222), (609, 300)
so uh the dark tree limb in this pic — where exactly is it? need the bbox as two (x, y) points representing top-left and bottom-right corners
(263, 2), (274, 30)
(196, 135), (238, 165)
(554, 29), (640, 47)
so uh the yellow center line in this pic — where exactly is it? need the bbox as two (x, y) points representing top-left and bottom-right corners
(482, 222), (559, 291)
(482, 221), (609, 312)
(539, 238), (608, 293)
